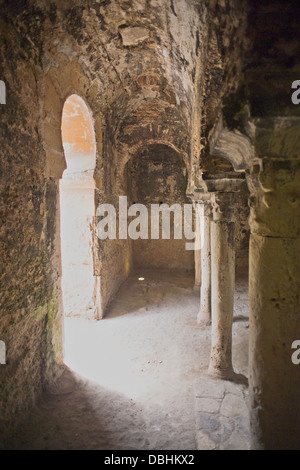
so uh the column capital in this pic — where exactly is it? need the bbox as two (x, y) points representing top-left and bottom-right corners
(210, 191), (238, 222)
(196, 202), (212, 218)
(246, 156), (300, 238)
(188, 190), (212, 205)
(189, 176), (243, 209)
(246, 116), (300, 238)
(190, 175), (245, 196)
(190, 177), (243, 222)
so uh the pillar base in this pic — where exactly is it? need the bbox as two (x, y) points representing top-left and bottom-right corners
(207, 366), (248, 386)
(197, 309), (211, 327)
(207, 365), (235, 381)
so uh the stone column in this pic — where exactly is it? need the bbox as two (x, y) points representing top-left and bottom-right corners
(208, 192), (236, 379)
(247, 153), (300, 449)
(193, 205), (201, 291)
(197, 203), (212, 326)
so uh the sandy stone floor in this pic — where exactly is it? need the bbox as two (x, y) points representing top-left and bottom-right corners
(4, 269), (250, 450)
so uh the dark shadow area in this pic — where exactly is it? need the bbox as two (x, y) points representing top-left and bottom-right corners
(2, 367), (149, 450)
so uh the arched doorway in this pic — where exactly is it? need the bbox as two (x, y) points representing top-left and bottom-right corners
(126, 143), (194, 273)
(59, 94), (100, 319)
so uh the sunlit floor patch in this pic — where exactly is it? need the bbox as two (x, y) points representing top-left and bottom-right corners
(64, 316), (157, 399)
(63, 271), (200, 403)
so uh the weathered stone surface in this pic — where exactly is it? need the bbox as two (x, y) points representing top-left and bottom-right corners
(209, 115), (254, 172)
(119, 26), (150, 47)
(196, 430), (217, 450)
(220, 393), (248, 418)
(194, 377), (250, 450)
(196, 411), (220, 432)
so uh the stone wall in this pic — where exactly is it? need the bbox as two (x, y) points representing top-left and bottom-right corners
(0, 3), (63, 437)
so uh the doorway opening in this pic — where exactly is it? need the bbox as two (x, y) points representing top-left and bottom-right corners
(125, 143), (194, 274)
(59, 94), (100, 320)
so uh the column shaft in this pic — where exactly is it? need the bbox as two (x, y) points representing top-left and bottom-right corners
(208, 219), (235, 377)
(197, 204), (211, 325)
(193, 211), (201, 291)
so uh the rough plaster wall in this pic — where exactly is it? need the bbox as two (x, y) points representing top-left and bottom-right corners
(94, 134), (133, 317)
(0, 3), (63, 438)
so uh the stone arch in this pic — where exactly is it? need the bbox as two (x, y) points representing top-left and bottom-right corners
(42, 55), (103, 181)
(41, 58), (105, 334)
(124, 141), (194, 272)
(117, 139), (190, 195)
(61, 94), (97, 175)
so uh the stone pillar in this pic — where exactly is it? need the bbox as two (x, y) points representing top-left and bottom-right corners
(197, 203), (211, 326)
(208, 192), (236, 379)
(193, 206), (201, 291)
(247, 154), (300, 449)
